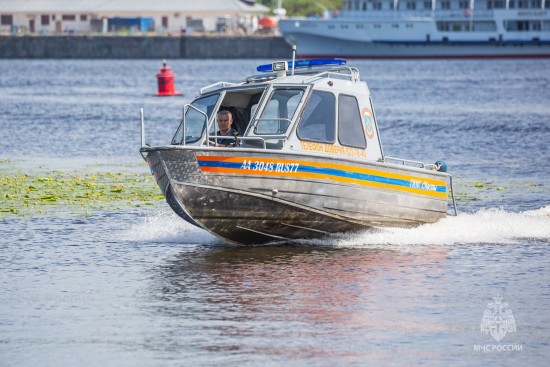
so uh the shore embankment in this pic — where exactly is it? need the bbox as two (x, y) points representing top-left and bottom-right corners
(0, 35), (291, 59)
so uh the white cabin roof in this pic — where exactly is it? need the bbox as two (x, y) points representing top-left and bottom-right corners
(0, 0), (269, 14)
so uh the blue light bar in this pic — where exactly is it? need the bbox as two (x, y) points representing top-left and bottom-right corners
(256, 58), (347, 72)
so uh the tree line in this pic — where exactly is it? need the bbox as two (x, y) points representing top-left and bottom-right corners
(257, 0), (344, 17)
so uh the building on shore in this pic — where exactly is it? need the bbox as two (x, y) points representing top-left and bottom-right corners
(0, 0), (270, 36)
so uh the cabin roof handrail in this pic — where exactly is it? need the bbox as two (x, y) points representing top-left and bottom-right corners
(245, 66), (360, 85)
(302, 66), (360, 84)
(200, 81), (239, 95)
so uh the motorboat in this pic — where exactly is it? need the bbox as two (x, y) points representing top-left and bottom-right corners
(139, 56), (457, 245)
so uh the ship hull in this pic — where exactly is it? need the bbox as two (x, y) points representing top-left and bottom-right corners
(142, 147), (448, 245)
(281, 32), (550, 59)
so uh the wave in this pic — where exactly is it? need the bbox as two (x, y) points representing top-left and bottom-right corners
(320, 205), (550, 249)
(119, 205), (550, 248)
(119, 209), (218, 244)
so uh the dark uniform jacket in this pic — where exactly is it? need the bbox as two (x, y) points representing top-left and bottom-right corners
(210, 128), (239, 146)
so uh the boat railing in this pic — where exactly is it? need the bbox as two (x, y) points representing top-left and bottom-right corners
(205, 135), (287, 149)
(386, 156), (458, 216)
(449, 175), (458, 216)
(302, 66), (360, 84)
(434, 10), (495, 19)
(338, 9), (495, 19)
(200, 81), (239, 95)
(384, 156), (426, 168)
(239, 136), (287, 149)
(206, 136), (268, 149)
(340, 10), (432, 19)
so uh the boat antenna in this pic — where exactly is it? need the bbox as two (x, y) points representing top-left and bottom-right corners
(291, 45), (296, 76)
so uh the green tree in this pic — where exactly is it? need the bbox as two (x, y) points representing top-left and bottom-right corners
(257, 0), (343, 17)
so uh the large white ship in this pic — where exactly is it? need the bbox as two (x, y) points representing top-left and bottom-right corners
(278, 0), (550, 58)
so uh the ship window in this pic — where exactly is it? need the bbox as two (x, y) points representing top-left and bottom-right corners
(172, 93), (219, 145)
(475, 21), (497, 31)
(504, 20), (531, 31)
(1, 15), (13, 25)
(254, 88), (304, 135)
(406, 2), (416, 10)
(441, 1), (451, 9)
(41, 15), (50, 26)
(298, 91), (336, 143)
(459, 0), (469, 8)
(437, 21), (450, 31)
(338, 95), (367, 149)
(424, 1), (432, 9)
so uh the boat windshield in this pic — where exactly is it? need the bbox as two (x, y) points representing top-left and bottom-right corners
(172, 94), (219, 145)
(252, 88), (305, 135)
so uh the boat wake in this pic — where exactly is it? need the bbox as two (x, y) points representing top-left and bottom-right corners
(120, 209), (218, 245)
(319, 205), (550, 249)
(120, 205), (550, 248)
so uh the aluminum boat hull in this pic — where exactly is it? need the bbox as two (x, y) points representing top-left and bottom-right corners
(141, 146), (448, 245)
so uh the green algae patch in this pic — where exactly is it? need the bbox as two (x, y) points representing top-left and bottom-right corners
(0, 169), (162, 219)
(451, 176), (548, 205)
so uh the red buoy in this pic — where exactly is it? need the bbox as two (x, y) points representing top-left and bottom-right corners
(155, 60), (182, 96)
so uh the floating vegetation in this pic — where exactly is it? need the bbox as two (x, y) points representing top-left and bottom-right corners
(0, 164), (163, 219)
(452, 176), (548, 205)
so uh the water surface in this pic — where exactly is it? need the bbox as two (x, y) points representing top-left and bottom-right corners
(1, 59), (549, 366)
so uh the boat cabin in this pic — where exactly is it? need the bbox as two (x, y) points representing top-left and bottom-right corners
(171, 59), (384, 162)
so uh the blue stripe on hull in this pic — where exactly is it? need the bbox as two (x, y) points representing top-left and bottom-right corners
(197, 160), (446, 193)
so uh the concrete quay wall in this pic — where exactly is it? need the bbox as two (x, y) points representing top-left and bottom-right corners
(0, 35), (292, 59)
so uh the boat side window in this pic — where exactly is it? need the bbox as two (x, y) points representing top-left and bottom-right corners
(297, 91), (336, 143)
(254, 88), (305, 135)
(172, 94), (219, 145)
(338, 94), (367, 149)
